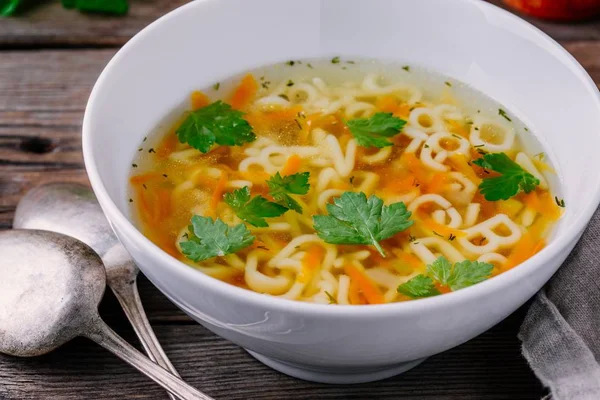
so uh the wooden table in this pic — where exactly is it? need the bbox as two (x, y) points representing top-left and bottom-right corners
(0, 1), (598, 398)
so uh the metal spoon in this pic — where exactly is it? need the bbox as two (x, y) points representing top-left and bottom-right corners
(0, 229), (212, 400)
(13, 182), (180, 400)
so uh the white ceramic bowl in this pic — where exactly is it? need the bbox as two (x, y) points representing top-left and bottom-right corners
(83, 0), (600, 384)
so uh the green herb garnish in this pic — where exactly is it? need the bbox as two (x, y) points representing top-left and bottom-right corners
(267, 172), (310, 213)
(498, 108), (512, 122)
(213, 82), (220, 91)
(312, 192), (413, 257)
(473, 152), (540, 201)
(345, 112), (406, 148)
(180, 216), (255, 262)
(331, 56), (341, 64)
(445, 81), (452, 87)
(398, 257), (494, 298)
(325, 291), (336, 304)
(224, 187), (288, 227)
(555, 197), (566, 208)
(176, 100), (255, 153)
(402, 65), (410, 72)
(397, 275), (440, 298)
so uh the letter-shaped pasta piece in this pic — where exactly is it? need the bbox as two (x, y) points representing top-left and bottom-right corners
(255, 95), (290, 107)
(277, 281), (306, 300)
(463, 203), (481, 228)
(316, 167), (341, 192)
(445, 172), (478, 206)
(353, 171), (380, 194)
(434, 104), (463, 121)
(408, 107), (445, 133)
(324, 132), (356, 177)
(409, 194), (463, 228)
(515, 152), (549, 190)
(458, 214), (522, 255)
(337, 275), (351, 305)
(410, 237), (466, 265)
(470, 116), (515, 152)
(360, 146), (392, 164)
(344, 102), (375, 119)
(318, 189), (345, 213)
(245, 251), (293, 295)
(402, 126), (428, 153)
(477, 253), (508, 267)
(420, 132), (471, 172)
(520, 207), (537, 228)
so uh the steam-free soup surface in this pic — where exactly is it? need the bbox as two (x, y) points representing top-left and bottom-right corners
(130, 59), (562, 305)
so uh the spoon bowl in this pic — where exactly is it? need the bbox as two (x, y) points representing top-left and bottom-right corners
(0, 229), (212, 400)
(14, 182), (180, 398)
(0, 229), (105, 357)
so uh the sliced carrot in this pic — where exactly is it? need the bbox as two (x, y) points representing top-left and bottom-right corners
(375, 95), (398, 113)
(209, 171), (228, 216)
(281, 154), (302, 176)
(348, 277), (365, 305)
(397, 252), (423, 270)
(156, 133), (179, 159)
(383, 174), (415, 195)
(424, 172), (449, 195)
(156, 189), (172, 220)
(230, 74), (258, 110)
(395, 103), (411, 119)
(505, 233), (545, 270)
(298, 245), (325, 284)
(191, 90), (211, 110)
(130, 173), (160, 185)
(400, 152), (430, 184)
(344, 264), (385, 305)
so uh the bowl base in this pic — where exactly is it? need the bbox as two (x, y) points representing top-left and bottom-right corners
(246, 350), (427, 384)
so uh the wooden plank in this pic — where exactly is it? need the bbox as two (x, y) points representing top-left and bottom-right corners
(0, 305), (544, 400)
(0, 0), (599, 47)
(0, 0), (188, 48)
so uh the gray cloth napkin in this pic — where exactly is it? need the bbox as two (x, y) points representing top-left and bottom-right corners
(519, 207), (600, 400)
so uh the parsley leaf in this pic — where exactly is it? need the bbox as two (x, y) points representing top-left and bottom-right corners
(446, 260), (494, 290)
(345, 112), (406, 148)
(398, 257), (494, 299)
(397, 275), (440, 298)
(176, 100), (255, 153)
(180, 216), (255, 262)
(473, 152), (540, 201)
(266, 172), (310, 213)
(312, 191), (413, 257)
(224, 186), (288, 227)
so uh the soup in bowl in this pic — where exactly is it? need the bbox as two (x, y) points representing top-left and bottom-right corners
(83, 0), (600, 384)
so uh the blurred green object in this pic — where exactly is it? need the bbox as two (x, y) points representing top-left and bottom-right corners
(1, 0), (129, 16)
(75, 0), (128, 15)
(0, 0), (22, 16)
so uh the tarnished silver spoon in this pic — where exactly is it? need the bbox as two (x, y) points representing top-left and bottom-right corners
(14, 182), (180, 400)
(0, 229), (212, 400)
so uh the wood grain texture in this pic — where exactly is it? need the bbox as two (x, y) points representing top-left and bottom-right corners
(2, 4), (600, 397)
(0, 0), (599, 47)
(0, 300), (544, 400)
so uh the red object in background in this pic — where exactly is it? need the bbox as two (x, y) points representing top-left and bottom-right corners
(503, 0), (600, 21)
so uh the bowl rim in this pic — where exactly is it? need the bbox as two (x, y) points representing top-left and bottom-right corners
(82, 0), (600, 317)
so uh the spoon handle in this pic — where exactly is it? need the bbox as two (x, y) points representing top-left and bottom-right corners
(85, 318), (214, 400)
(111, 275), (180, 400)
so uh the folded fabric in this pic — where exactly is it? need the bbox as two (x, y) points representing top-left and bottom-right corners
(520, 207), (600, 400)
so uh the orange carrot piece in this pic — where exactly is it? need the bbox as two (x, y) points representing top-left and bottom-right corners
(209, 171), (228, 216)
(505, 233), (545, 270)
(130, 173), (160, 185)
(375, 95), (398, 113)
(281, 154), (302, 176)
(419, 217), (467, 238)
(230, 74), (258, 110)
(191, 90), (211, 110)
(395, 103), (411, 119)
(424, 172), (449, 195)
(344, 264), (385, 305)
(383, 174), (415, 195)
(156, 133), (179, 159)
(348, 277), (365, 305)
(298, 245), (325, 284)
(447, 154), (481, 184)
